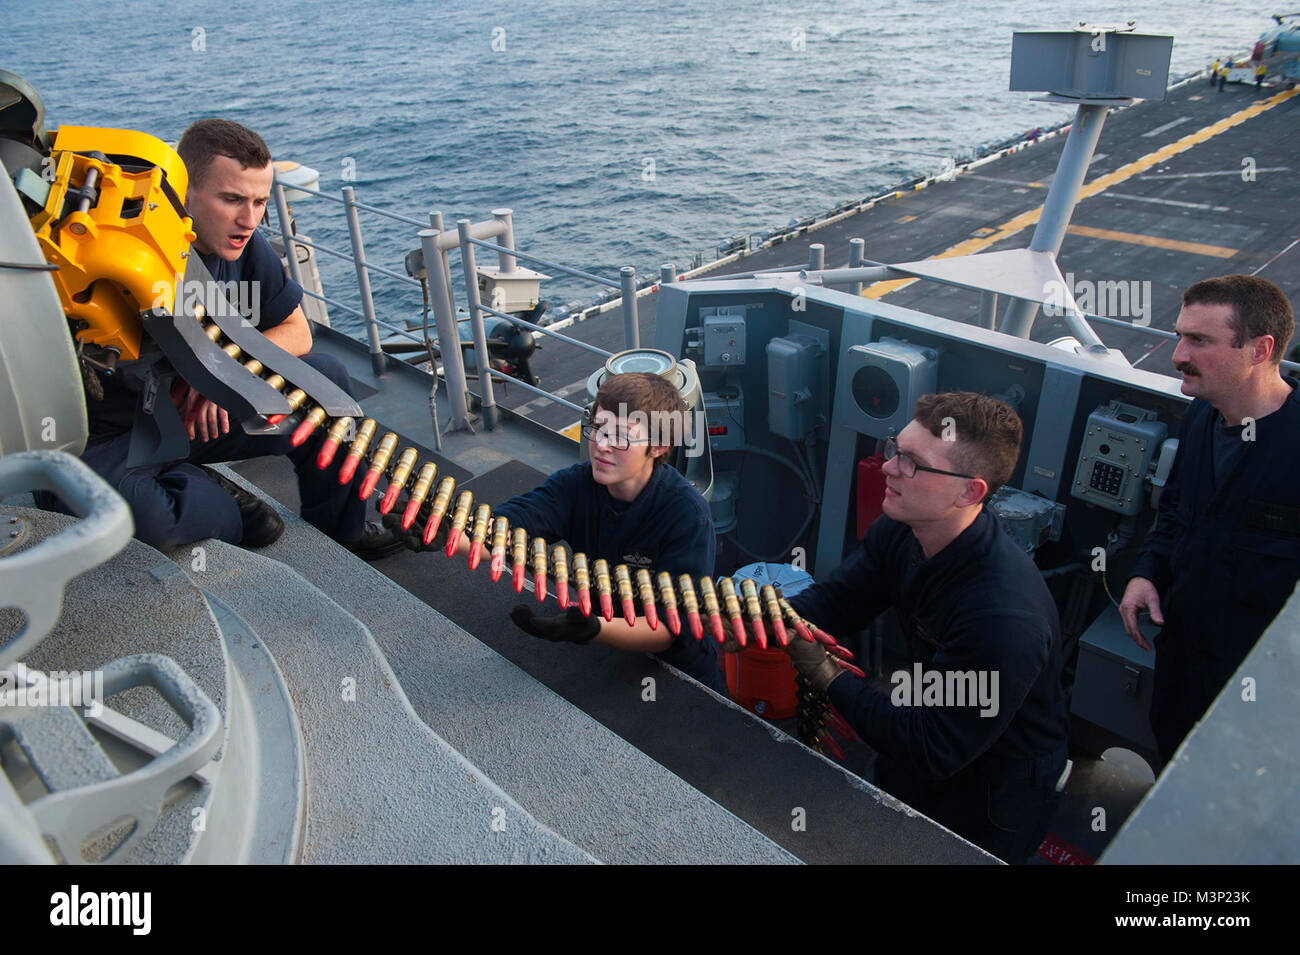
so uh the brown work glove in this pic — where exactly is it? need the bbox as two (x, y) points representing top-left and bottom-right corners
(783, 637), (848, 693)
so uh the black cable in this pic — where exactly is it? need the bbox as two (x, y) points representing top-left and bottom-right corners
(0, 259), (59, 272)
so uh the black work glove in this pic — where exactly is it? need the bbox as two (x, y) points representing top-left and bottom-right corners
(509, 604), (600, 644)
(382, 502), (449, 553)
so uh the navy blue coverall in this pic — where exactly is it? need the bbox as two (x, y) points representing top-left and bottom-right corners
(52, 230), (366, 550)
(789, 510), (1070, 862)
(1129, 380), (1300, 762)
(494, 461), (726, 693)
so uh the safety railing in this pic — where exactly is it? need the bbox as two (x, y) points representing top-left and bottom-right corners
(264, 174), (653, 442)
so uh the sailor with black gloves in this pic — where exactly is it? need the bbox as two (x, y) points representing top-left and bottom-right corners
(781, 393), (1069, 864)
(388, 371), (726, 694)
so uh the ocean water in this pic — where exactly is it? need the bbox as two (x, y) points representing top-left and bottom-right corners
(1, 0), (1272, 336)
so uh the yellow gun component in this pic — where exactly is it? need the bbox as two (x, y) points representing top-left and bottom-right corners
(31, 126), (196, 361)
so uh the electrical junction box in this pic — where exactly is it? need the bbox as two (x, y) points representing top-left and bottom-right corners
(840, 338), (939, 439)
(703, 386), (745, 453)
(1070, 401), (1166, 515)
(767, 332), (825, 440)
(702, 309), (746, 366)
(988, 486), (1066, 554)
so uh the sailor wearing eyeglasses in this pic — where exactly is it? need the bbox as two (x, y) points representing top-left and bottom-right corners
(782, 392), (1069, 863)
(390, 371), (725, 693)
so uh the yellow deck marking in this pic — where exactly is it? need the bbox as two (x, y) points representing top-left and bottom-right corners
(560, 421), (581, 442)
(863, 87), (1298, 299)
(899, 214), (918, 222)
(1065, 224), (1237, 258)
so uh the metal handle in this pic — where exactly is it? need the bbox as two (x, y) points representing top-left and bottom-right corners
(27, 653), (222, 864)
(0, 451), (133, 668)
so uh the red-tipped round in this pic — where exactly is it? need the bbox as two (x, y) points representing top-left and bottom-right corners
(772, 617), (789, 647)
(621, 598), (636, 627)
(687, 610), (703, 641)
(708, 615), (726, 645)
(379, 482), (402, 515)
(401, 498), (421, 530)
(730, 616), (747, 648)
(599, 593), (614, 623)
(359, 470), (381, 500)
(791, 617), (813, 642)
(338, 455), (361, 485)
(821, 732), (846, 762)
(811, 626), (846, 653)
(557, 581), (569, 609)
(423, 513), (443, 546)
(838, 660), (867, 680)
(664, 606), (681, 637)
(317, 440), (342, 470)
(512, 565), (525, 594)
(267, 413), (287, 426)
(291, 417), (318, 447)
(827, 708), (860, 742)
(751, 619), (768, 650)
(578, 588), (591, 617)
(445, 528), (462, 557)
(644, 603), (658, 631)
(490, 553), (504, 582)
(468, 541), (483, 570)
(534, 573), (547, 602)
(827, 643), (856, 662)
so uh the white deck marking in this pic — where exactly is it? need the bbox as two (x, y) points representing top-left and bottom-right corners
(1141, 116), (1191, 137)
(1139, 166), (1289, 179)
(1105, 192), (1231, 212)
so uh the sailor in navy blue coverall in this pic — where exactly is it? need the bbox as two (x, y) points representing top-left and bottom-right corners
(495, 459), (725, 693)
(783, 394), (1069, 863)
(47, 132), (371, 552)
(1121, 276), (1300, 764)
(412, 372), (726, 693)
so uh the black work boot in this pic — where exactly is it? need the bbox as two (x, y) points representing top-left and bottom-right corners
(342, 521), (406, 561)
(201, 466), (285, 549)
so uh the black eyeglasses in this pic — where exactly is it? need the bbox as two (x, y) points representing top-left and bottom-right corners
(581, 412), (649, 451)
(883, 437), (976, 480)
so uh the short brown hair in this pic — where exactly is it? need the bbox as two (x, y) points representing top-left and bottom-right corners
(1183, 274), (1294, 363)
(593, 372), (688, 466)
(177, 119), (272, 189)
(912, 392), (1023, 496)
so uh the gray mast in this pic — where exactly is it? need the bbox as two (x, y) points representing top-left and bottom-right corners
(999, 26), (1173, 339)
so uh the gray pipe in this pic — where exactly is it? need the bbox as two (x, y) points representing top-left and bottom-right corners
(1001, 102), (1109, 338)
(420, 228), (471, 431)
(458, 218), (499, 430)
